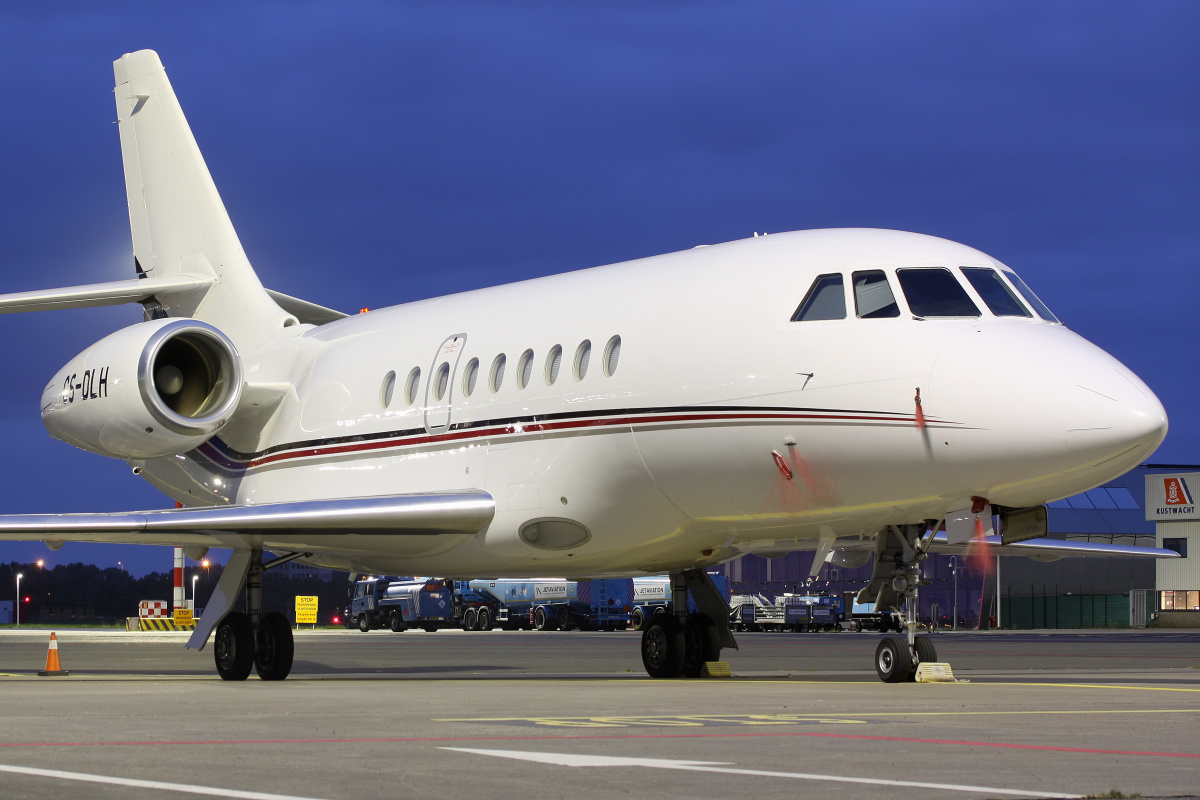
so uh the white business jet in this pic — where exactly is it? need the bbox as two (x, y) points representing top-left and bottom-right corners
(0, 51), (1174, 684)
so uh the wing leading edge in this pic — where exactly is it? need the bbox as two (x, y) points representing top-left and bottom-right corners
(0, 491), (496, 548)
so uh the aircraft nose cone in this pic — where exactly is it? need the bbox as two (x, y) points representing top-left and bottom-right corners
(929, 323), (1167, 502)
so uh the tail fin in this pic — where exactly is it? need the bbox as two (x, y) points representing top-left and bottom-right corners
(113, 50), (297, 349)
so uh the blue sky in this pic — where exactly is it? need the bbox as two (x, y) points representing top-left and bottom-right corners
(1, 3), (1197, 575)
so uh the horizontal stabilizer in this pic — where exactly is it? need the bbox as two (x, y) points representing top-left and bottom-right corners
(0, 275), (210, 314)
(0, 491), (495, 548)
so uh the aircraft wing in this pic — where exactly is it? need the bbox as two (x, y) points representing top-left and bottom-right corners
(924, 531), (1179, 562)
(0, 491), (495, 548)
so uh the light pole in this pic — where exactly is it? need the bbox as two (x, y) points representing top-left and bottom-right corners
(948, 557), (958, 631)
(192, 574), (199, 611)
(15, 573), (22, 628)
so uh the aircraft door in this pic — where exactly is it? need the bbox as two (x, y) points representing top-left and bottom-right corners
(424, 334), (467, 434)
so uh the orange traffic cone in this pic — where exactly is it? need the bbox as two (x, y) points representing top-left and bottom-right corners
(37, 632), (69, 677)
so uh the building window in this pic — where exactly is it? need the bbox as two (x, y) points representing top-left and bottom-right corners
(1163, 538), (1187, 558)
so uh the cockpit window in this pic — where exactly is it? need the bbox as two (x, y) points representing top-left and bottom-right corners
(1002, 270), (1060, 323)
(960, 267), (1031, 317)
(791, 273), (845, 321)
(896, 268), (980, 317)
(852, 270), (900, 318)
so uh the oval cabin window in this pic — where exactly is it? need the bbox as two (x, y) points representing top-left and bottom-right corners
(574, 340), (591, 381)
(603, 335), (621, 377)
(404, 367), (421, 405)
(379, 370), (396, 408)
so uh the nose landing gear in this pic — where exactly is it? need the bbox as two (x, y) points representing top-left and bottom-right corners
(859, 523), (939, 682)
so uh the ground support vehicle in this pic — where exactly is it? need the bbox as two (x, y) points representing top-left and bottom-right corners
(452, 578), (635, 631)
(350, 577), (454, 632)
(847, 600), (904, 633)
(730, 593), (844, 632)
(632, 574), (730, 631)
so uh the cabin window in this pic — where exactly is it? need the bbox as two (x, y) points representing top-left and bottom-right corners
(404, 367), (421, 405)
(462, 358), (479, 397)
(603, 335), (622, 377)
(545, 345), (563, 385)
(896, 268), (980, 317)
(574, 340), (592, 380)
(432, 362), (450, 401)
(517, 349), (535, 389)
(852, 270), (900, 318)
(490, 354), (506, 393)
(379, 371), (396, 409)
(960, 267), (1031, 317)
(791, 273), (845, 321)
(1002, 270), (1060, 323)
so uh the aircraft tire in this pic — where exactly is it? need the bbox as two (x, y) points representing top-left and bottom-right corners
(214, 611), (254, 681)
(680, 613), (721, 678)
(254, 611), (294, 681)
(875, 635), (914, 683)
(641, 615), (685, 679)
(914, 634), (937, 666)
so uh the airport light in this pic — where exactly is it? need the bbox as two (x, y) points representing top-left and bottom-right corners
(35, 559), (44, 570)
(192, 574), (199, 611)
(15, 573), (22, 628)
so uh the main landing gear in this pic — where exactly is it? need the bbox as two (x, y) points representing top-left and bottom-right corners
(858, 523), (938, 682)
(641, 568), (737, 678)
(211, 548), (296, 681)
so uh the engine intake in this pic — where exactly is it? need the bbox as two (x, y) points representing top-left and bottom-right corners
(140, 322), (242, 436)
(42, 319), (243, 459)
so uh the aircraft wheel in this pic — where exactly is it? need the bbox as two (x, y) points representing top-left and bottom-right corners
(462, 608), (478, 631)
(214, 611), (254, 681)
(358, 613), (371, 633)
(477, 606), (493, 631)
(389, 611), (406, 633)
(914, 634), (937, 665)
(631, 607), (646, 631)
(681, 613), (721, 678)
(642, 616), (685, 678)
(254, 611), (294, 681)
(875, 635), (914, 683)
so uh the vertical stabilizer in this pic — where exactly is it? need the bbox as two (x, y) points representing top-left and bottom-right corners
(114, 50), (297, 351)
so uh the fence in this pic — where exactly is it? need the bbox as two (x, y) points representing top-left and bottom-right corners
(1001, 593), (1131, 629)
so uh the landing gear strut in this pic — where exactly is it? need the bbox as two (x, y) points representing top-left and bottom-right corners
(208, 548), (297, 681)
(640, 569), (737, 678)
(859, 523), (938, 682)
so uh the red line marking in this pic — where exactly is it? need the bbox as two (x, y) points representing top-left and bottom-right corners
(246, 411), (924, 468)
(1, 730), (1195, 758)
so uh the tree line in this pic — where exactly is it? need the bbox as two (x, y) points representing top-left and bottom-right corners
(1, 561), (355, 624)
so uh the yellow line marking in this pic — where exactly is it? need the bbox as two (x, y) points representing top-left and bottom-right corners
(999, 682), (1200, 693)
(436, 709), (1199, 725)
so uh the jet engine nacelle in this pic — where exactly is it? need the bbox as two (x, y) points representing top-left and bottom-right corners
(41, 318), (243, 459)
